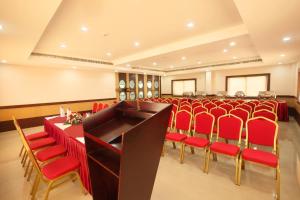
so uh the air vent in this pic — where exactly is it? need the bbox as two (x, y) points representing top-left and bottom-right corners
(31, 52), (113, 65)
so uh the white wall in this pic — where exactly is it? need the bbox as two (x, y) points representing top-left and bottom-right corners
(161, 64), (297, 96)
(0, 65), (116, 106)
(161, 72), (206, 94)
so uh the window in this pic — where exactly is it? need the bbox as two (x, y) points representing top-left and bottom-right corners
(172, 79), (196, 96)
(226, 74), (270, 96)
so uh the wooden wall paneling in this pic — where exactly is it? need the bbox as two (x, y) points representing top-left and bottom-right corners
(129, 73), (136, 100)
(118, 73), (127, 101)
(115, 73), (120, 100)
(153, 76), (160, 98)
(135, 74), (139, 100)
(126, 73), (129, 100)
(138, 74), (144, 99)
(144, 75), (147, 98)
(147, 75), (153, 98)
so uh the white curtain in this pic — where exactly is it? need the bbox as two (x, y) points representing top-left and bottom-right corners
(173, 80), (195, 96)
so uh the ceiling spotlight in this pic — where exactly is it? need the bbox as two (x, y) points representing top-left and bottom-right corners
(126, 64), (131, 67)
(60, 43), (67, 48)
(229, 42), (236, 47)
(181, 56), (186, 60)
(197, 61), (202, 64)
(169, 65), (174, 68)
(280, 54), (285, 57)
(163, 73), (167, 77)
(152, 62), (157, 66)
(81, 26), (88, 32)
(0, 24), (3, 30)
(134, 41), (140, 47)
(114, 70), (118, 72)
(186, 22), (194, 28)
(1, 59), (7, 63)
(72, 66), (77, 69)
(143, 72), (146, 75)
(223, 49), (228, 53)
(106, 52), (112, 56)
(282, 36), (291, 42)
(233, 56), (237, 59)
(278, 62), (282, 65)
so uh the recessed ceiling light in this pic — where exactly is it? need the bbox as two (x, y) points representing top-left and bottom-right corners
(205, 69), (210, 72)
(282, 36), (291, 42)
(181, 56), (186, 60)
(280, 54), (285, 57)
(134, 41), (140, 47)
(0, 24), (3, 30)
(197, 61), (202, 64)
(233, 56), (237, 59)
(81, 26), (88, 32)
(60, 43), (67, 48)
(223, 49), (228, 53)
(126, 64), (131, 67)
(144, 72), (146, 75)
(278, 62), (282, 65)
(163, 73), (167, 77)
(1, 59), (7, 63)
(186, 22), (194, 28)
(72, 66), (77, 69)
(229, 42), (236, 47)
(169, 65), (174, 68)
(106, 52), (112, 56)
(114, 70), (118, 72)
(152, 62), (157, 66)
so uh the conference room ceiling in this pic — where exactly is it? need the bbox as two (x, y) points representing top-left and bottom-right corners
(0, 0), (299, 74)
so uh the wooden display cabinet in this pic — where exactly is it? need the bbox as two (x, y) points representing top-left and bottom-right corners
(83, 101), (172, 200)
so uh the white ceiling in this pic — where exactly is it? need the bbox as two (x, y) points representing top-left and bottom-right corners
(0, 0), (300, 74)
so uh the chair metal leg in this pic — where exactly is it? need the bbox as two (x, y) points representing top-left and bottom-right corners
(212, 153), (218, 161)
(180, 143), (185, 164)
(24, 160), (31, 177)
(202, 148), (208, 173)
(21, 151), (27, 165)
(190, 147), (195, 154)
(161, 142), (165, 157)
(75, 172), (88, 195)
(241, 158), (245, 170)
(23, 154), (28, 167)
(31, 174), (41, 200)
(276, 165), (280, 200)
(205, 149), (211, 173)
(44, 181), (54, 200)
(172, 142), (176, 149)
(235, 156), (239, 185)
(238, 157), (242, 185)
(27, 165), (34, 181)
(19, 145), (24, 157)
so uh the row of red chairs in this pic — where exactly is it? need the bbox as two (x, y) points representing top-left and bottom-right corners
(13, 117), (87, 199)
(92, 102), (109, 113)
(163, 111), (280, 199)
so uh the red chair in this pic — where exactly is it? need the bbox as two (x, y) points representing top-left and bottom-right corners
(254, 104), (274, 112)
(97, 103), (103, 112)
(181, 101), (191, 107)
(201, 99), (210, 105)
(210, 107), (227, 132)
(211, 99), (218, 103)
(204, 102), (217, 112)
(172, 104), (178, 115)
(180, 105), (192, 113)
(244, 102), (256, 111)
(261, 102), (276, 112)
(191, 99), (200, 103)
(214, 101), (223, 106)
(192, 102), (202, 109)
(219, 103), (234, 113)
(229, 108), (249, 139)
(223, 99), (231, 103)
(102, 103), (109, 109)
(250, 100), (260, 106)
(193, 106), (208, 116)
(228, 101), (239, 108)
(166, 99), (172, 103)
(236, 104), (252, 115)
(165, 110), (192, 162)
(161, 100), (168, 103)
(206, 114), (243, 184)
(238, 117), (280, 198)
(236, 99), (245, 104)
(266, 100), (279, 113)
(172, 99), (180, 105)
(253, 109), (277, 121)
(92, 102), (98, 113)
(181, 112), (215, 171)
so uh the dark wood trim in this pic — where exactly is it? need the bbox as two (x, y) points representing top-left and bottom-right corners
(277, 95), (296, 98)
(225, 73), (271, 92)
(171, 78), (197, 96)
(0, 110), (91, 132)
(0, 98), (116, 109)
(161, 93), (172, 96)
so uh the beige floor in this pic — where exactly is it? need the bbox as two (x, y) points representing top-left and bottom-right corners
(1, 119), (300, 200)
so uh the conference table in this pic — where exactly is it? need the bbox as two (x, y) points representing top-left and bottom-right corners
(42, 100), (289, 193)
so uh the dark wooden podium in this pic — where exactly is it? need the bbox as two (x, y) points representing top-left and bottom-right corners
(83, 101), (172, 200)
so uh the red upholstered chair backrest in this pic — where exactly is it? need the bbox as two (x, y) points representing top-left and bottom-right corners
(204, 102), (217, 112)
(261, 102), (276, 111)
(166, 99), (172, 103)
(214, 101), (223, 106)
(174, 110), (192, 132)
(266, 100), (278, 113)
(97, 103), (103, 112)
(211, 99), (218, 103)
(236, 104), (252, 115)
(180, 105), (192, 113)
(210, 107), (227, 126)
(172, 99), (179, 105)
(252, 109), (277, 122)
(229, 108), (249, 128)
(244, 102), (256, 111)
(92, 103), (98, 113)
(223, 99), (231, 103)
(193, 106), (208, 116)
(250, 100), (260, 106)
(217, 114), (242, 141)
(168, 111), (174, 129)
(102, 104), (109, 109)
(192, 102), (202, 108)
(219, 103), (234, 113)
(228, 101), (239, 108)
(194, 112), (215, 136)
(172, 104), (178, 114)
(255, 104), (274, 112)
(161, 100), (168, 103)
(201, 99), (210, 105)
(236, 100), (245, 104)
(180, 101), (191, 107)
(246, 117), (278, 148)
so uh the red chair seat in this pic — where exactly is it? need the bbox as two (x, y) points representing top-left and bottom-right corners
(166, 133), (187, 142)
(184, 137), (209, 148)
(26, 131), (49, 141)
(242, 148), (278, 168)
(210, 142), (240, 156)
(29, 137), (56, 150)
(213, 127), (217, 133)
(36, 145), (67, 162)
(241, 130), (246, 139)
(41, 156), (80, 180)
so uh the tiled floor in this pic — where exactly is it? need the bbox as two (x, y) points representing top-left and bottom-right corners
(0, 119), (300, 200)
